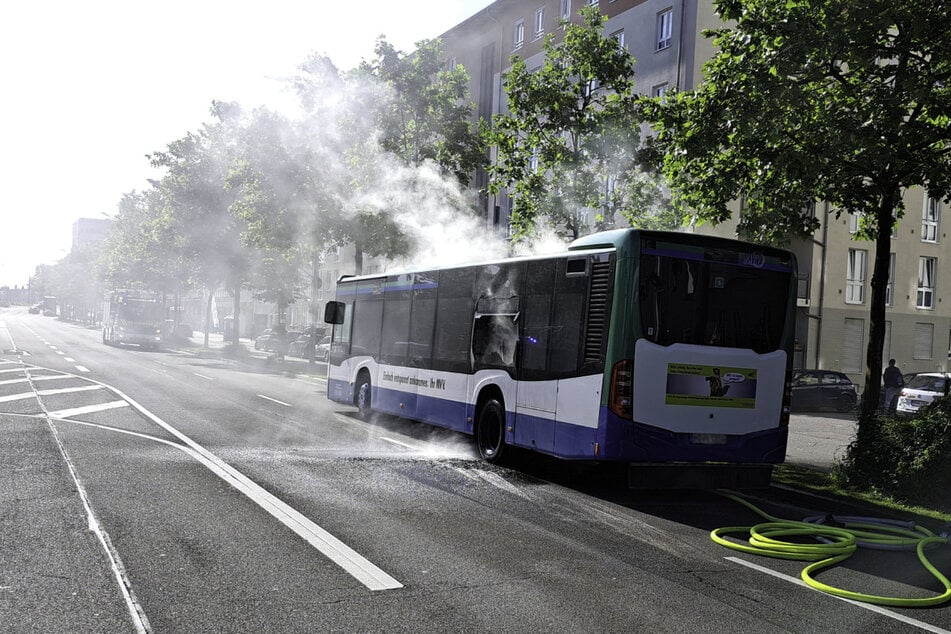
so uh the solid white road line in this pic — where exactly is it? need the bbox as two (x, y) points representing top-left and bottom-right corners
(39, 405), (151, 633)
(92, 381), (402, 591)
(0, 385), (102, 403)
(379, 436), (416, 450)
(47, 401), (129, 418)
(257, 394), (292, 407)
(192, 373), (214, 380)
(725, 557), (951, 634)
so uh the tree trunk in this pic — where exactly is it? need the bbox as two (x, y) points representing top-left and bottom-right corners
(858, 189), (900, 424)
(203, 287), (214, 349)
(354, 248), (364, 275)
(232, 283), (241, 346)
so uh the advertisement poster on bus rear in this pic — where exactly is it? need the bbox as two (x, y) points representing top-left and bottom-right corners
(664, 363), (757, 408)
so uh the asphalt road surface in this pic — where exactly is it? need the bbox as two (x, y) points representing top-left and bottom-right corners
(2, 306), (949, 633)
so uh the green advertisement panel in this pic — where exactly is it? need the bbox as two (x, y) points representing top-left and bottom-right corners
(664, 363), (757, 408)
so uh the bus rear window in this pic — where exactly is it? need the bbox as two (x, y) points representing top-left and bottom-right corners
(639, 251), (790, 353)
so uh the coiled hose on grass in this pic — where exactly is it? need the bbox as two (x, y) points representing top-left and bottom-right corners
(712, 491), (951, 607)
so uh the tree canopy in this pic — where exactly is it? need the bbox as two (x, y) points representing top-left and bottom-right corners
(488, 5), (675, 240)
(642, 0), (951, 417)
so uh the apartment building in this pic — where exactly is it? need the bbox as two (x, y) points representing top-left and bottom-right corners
(437, 0), (950, 383)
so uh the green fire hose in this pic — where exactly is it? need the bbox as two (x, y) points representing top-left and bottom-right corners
(712, 491), (951, 607)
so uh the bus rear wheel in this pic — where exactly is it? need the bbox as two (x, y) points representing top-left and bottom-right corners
(355, 375), (372, 419)
(477, 398), (507, 463)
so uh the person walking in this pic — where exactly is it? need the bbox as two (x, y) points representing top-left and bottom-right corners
(882, 358), (904, 414)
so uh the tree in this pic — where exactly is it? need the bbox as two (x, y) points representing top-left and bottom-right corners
(360, 37), (485, 187)
(487, 5), (674, 241)
(642, 0), (951, 422)
(99, 190), (185, 296)
(149, 102), (250, 347)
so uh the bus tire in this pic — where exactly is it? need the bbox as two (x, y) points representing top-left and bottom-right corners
(355, 374), (372, 419)
(476, 398), (507, 463)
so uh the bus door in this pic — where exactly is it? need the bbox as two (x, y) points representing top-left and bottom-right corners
(515, 259), (559, 454)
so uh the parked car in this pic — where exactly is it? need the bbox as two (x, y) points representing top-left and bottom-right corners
(28, 304), (41, 314)
(286, 326), (327, 359)
(791, 369), (858, 412)
(896, 373), (951, 415)
(314, 335), (332, 362)
(255, 328), (298, 353)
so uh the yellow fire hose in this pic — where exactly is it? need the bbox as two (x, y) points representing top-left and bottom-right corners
(712, 491), (951, 607)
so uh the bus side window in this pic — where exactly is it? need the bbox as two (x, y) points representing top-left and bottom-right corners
(408, 272), (437, 369)
(432, 268), (476, 373)
(473, 314), (518, 369)
(351, 281), (384, 360)
(380, 274), (412, 366)
(549, 258), (586, 375)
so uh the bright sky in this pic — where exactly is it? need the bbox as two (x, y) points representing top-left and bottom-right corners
(0, 0), (492, 288)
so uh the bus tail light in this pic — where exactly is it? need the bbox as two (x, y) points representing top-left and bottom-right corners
(609, 360), (633, 419)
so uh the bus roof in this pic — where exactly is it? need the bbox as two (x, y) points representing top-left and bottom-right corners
(336, 245), (616, 285)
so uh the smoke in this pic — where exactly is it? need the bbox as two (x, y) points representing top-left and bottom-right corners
(262, 54), (567, 275)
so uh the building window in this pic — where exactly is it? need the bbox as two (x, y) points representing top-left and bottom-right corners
(652, 83), (668, 100)
(560, 0), (571, 20)
(848, 212), (860, 234)
(917, 256), (937, 309)
(656, 8), (673, 51)
(534, 8), (545, 38)
(846, 248), (867, 304)
(885, 252), (895, 307)
(612, 29), (625, 51)
(914, 322), (934, 360)
(922, 194), (940, 243)
(513, 20), (525, 50)
(587, 0), (598, 5)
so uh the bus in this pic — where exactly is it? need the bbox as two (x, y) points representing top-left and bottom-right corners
(323, 229), (797, 487)
(102, 289), (165, 350)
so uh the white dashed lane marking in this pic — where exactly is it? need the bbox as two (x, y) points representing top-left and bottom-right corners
(257, 394), (292, 407)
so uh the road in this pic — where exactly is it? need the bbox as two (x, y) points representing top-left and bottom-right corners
(1, 307), (949, 633)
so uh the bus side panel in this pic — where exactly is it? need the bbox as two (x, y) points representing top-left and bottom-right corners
(513, 379), (556, 453)
(411, 370), (470, 433)
(374, 363), (418, 419)
(468, 372), (518, 444)
(326, 355), (361, 405)
(551, 373), (604, 458)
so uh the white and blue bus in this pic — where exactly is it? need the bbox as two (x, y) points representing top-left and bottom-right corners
(323, 229), (797, 487)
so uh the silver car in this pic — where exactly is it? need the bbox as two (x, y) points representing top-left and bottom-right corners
(896, 373), (950, 414)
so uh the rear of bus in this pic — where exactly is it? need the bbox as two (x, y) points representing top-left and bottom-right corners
(570, 230), (797, 488)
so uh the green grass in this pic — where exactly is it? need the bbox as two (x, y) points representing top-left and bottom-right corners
(772, 463), (951, 523)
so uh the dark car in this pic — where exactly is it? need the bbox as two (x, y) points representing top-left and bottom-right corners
(255, 328), (298, 353)
(791, 369), (857, 412)
(287, 326), (327, 359)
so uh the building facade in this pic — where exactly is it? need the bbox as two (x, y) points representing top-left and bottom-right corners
(437, 0), (950, 386)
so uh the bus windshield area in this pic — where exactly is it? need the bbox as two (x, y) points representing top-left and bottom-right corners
(117, 300), (163, 323)
(639, 249), (790, 353)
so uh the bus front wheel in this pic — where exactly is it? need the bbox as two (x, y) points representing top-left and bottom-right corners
(355, 375), (372, 419)
(476, 398), (507, 463)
